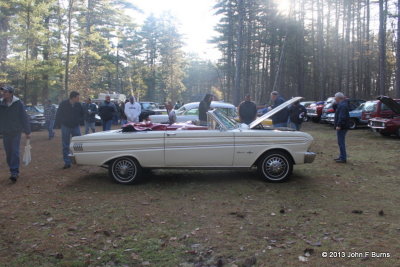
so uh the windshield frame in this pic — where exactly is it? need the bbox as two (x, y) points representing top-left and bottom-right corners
(207, 109), (239, 131)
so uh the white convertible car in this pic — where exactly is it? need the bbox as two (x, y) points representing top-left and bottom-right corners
(70, 97), (316, 184)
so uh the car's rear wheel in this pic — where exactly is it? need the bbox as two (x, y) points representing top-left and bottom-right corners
(311, 117), (320, 123)
(109, 157), (142, 184)
(258, 151), (293, 183)
(348, 119), (357, 130)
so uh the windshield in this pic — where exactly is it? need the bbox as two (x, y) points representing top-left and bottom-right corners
(209, 109), (238, 130)
(354, 103), (365, 111)
(364, 101), (376, 112)
(141, 102), (158, 110)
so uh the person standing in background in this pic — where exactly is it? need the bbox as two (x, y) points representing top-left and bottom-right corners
(270, 91), (289, 128)
(198, 94), (213, 126)
(82, 97), (97, 134)
(0, 85), (31, 182)
(238, 94), (257, 124)
(333, 92), (350, 163)
(43, 99), (56, 139)
(120, 100), (128, 125)
(288, 101), (307, 131)
(55, 91), (83, 169)
(124, 96), (141, 123)
(98, 95), (117, 131)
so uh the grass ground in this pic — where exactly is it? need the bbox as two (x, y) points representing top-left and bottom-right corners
(0, 123), (399, 267)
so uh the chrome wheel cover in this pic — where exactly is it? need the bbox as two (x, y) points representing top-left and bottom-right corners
(262, 155), (289, 180)
(112, 158), (137, 183)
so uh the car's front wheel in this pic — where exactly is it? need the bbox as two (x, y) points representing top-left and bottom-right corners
(109, 157), (142, 184)
(348, 119), (357, 130)
(258, 151), (293, 183)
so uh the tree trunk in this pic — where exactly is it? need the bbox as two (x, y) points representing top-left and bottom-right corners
(396, 0), (400, 98)
(65, 0), (74, 97)
(378, 0), (386, 95)
(234, 0), (245, 106)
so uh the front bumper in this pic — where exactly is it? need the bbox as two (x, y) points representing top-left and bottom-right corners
(69, 154), (76, 164)
(304, 152), (316, 164)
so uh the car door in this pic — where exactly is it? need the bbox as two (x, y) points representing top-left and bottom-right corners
(165, 130), (234, 167)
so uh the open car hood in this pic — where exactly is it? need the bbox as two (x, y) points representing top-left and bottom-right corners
(249, 96), (303, 129)
(377, 96), (400, 114)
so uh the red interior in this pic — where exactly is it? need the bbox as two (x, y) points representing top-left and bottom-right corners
(122, 122), (208, 131)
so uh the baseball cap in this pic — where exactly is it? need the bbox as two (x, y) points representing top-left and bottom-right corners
(0, 85), (14, 94)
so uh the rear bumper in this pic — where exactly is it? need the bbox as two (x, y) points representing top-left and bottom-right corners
(307, 113), (319, 117)
(304, 152), (316, 164)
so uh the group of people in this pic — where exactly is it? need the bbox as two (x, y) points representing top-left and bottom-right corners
(238, 91), (307, 131)
(0, 84), (351, 183)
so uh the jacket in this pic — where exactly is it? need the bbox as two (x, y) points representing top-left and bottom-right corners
(198, 100), (210, 122)
(334, 100), (350, 129)
(55, 99), (84, 128)
(238, 101), (257, 124)
(271, 96), (289, 124)
(124, 101), (141, 122)
(98, 101), (117, 121)
(83, 102), (98, 123)
(0, 96), (31, 135)
(288, 104), (307, 124)
(44, 104), (57, 121)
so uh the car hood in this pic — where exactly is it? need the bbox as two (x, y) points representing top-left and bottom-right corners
(249, 96), (303, 129)
(377, 96), (400, 114)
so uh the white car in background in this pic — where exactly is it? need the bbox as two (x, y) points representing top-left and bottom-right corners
(149, 101), (236, 123)
(69, 97), (316, 184)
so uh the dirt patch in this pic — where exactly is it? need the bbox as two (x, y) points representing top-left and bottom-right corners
(0, 123), (399, 266)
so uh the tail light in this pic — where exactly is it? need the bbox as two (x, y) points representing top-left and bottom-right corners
(327, 108), (335, 113)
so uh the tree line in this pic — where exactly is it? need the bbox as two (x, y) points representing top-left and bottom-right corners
(2, 0), (400, 106)
(213, 0), (400, 105)
(0, 0), (218, 104)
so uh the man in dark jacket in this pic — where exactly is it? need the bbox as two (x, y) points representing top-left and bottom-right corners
(82, 97), (97, 134)
(98, 95), (117, 131)
(238, 94), (257, 124)
(0, 85), (31, 182)
(270, 91), (289, 127)
(44, 99), (57, 139)
(55, 91), (83, 169)
(288, 101), (307, 130)
(333, 92), (350, 163)
(198, 94), (213, 126)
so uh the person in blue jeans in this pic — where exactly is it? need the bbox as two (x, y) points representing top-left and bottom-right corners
(333, 92), (350, 163)
(55, 91), (84, 169)
(82, 97), (97, 134)
(0, 85), (31, 182)
(98, 95), (117, 131)
(43, 99), (57, 139)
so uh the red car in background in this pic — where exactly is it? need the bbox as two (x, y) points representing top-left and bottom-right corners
(307, 97), (334, 122)
(368, 97), (400, 137)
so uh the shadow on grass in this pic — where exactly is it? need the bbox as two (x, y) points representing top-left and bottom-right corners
(64, 167), (313, 192)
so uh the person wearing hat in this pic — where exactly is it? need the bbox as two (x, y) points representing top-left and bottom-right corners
(333, 92), (350, 163)
(0, 85), (31, 182)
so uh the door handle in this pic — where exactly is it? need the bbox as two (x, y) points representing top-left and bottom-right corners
(167, 133), (176, 136)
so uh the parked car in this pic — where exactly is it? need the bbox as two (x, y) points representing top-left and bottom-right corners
(139, 102), (165, 121)
(368, 96), (400, 137)
(25, 105), (46, 131)
(149, 101), (237, 123)
(69, 97), (315, 184)
(300, 101), (316, 108)
(326, 102), (368, 129)
(307, 97), (334, 122)
(321, 99), (365, 123)
(361, 98), (400, 122)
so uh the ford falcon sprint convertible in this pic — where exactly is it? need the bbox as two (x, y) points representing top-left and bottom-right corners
(69, 97), (316, 184)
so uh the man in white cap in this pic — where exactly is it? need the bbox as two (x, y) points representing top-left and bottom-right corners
(333, 92), (350, 163)
(0, 85), (31, 182)
(124, 96), (141, 123)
